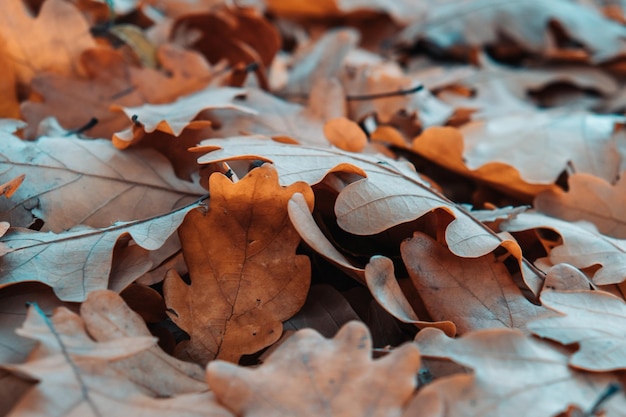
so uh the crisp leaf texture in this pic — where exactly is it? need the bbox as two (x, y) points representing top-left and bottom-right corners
(0, 202), (200, 301)
(535, 173), (626, 238)
(401, 233), (547, 334)
(207, 321), (421, 417)
(0, 133), (204, 232)
(410, 327), (626, 417)
(163, 164), (313, 363)
(501, 211), (626, 285)
(3, 304), (231, 417)
(529, 290), (626, 371)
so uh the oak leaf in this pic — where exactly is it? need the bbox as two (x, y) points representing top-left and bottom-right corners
(534, 172), (626, 238)
(112, 86), (256, 149)
(400, 233), (547, 334)
(196, 136), (544, 292)
(409, 327), (626, 417)
(80, 290), (207, 395)
(0, 201), (201, 302)
(2, 303), (231, 417)
(163, 164), (314, 363)
(0, 133), (204, 232)
(529, 289), (626, 371)
(207, 321), (421, 417)
(398, 0), (626, 63)
(501, 211), (626, 285)
(0, 0), (96, 84)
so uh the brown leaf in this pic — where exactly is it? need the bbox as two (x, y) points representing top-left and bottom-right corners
(529, 289), (626, 371)
(3, 303), (231, 417)
(21, 48), (145, 140)
(410, 327), (626, 417)
(400, 233), (548, 334)
(501, 211), (626, 285)
(80, 290), (207, 395)
(365, 255), (457, 336)
(207, 321), (421, 417)
(112, 86), (256, 148)
(163, 164), (313, 363)
(0, 133), (204, 231)
(0, 174), (24, 199)
(0, 201), (201, 302)
(535, 172), (626, 238)
(324, 117), (368, 152)
(0, 0), (96, 84)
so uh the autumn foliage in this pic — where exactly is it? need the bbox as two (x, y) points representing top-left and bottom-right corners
(1, 0), (626, 416)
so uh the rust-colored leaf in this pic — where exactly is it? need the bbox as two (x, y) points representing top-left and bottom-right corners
(163, 164), (314, 363)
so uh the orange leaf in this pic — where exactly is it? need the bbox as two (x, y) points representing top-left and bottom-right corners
(207, 321), (421, 417)
(163, 164), (314, 363)
(324, 117), (368, 152)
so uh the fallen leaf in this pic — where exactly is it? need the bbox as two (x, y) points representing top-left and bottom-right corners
(529, 289), (626, 371)
(196, 136), (544, 292)
(3, 303), (231, 417)
(365, 255), (457, 336)
(0, 133), (204, 232)
(163, 164), (313, 363)
(0, 175), (24, 199)
(400, 233), (548, 334)
(0, 0), (96, 84)
(410, 327), (626, 417)
(501, 211), (626, 285)
(0, 38), (19, 119)
(398, 0), (626, 63)
(324, 117), (368, 152)
(207, 321), (421, 417)
(534, 172), (626, 238)
(112, 86), (256, 148)
(0, 201), (201, 302)
(80, 290), (207, 395)
(21, 48), (145, 140)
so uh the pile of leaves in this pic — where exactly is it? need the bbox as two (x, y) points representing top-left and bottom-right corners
(1, 0), (626, 415)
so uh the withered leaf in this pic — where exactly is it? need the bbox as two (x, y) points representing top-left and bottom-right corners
(0, 201), (201, 302)
(0, 133), (204, 232)
(529, 289), (626, 371)
(535, 172), (626, 238)
(410, 327), (626, 417)
(401, 233), (548, 334)
(207, 321), (421, 417)
(163, 164), (313, 363)
(3, 304), (231, 417)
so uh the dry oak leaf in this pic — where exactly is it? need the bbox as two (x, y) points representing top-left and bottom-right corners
(501, 211), (626, 285)
(0, 175), (24, 200)
(528, 289), (626, 371)
(112, 86), (256, 149)
(458, 110), (623, 184)
(0, 37), (19, 119)
(398, 0), (626, 63)
(0, 0), (96, 84)
(3, 304), (231, 417)
(534, 172), (626, 239)
(80, 290), (207, 396)
(207, 321), (421, 417)
(20, 48), (145, 140)
(0, 201), (202, 302)
(399, 233), (548, 334)
(0, 133), (204, 232)
(408, 327), (626, 417)
(197, 136), (544, 291)
(412, 127), (556, 202)
(163, 164), (314, 364)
